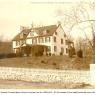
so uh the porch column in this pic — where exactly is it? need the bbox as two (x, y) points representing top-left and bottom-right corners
(43, 47), (47, 56)
(13, 49), (16, 53)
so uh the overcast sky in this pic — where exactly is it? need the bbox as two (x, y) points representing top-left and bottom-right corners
(0, 0), (95, 41)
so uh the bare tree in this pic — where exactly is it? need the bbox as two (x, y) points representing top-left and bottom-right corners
(55, 2), (95, 59)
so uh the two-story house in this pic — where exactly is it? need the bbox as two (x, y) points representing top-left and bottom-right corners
(12, 24), (70, 56)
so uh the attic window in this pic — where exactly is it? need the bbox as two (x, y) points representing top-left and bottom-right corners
(20, 33), (23, 38)
(23, 32), (27, 37)
(30, 31), (34, 36)
(46, 30), (49, 33)
(64, 34), (66, 37)
(23, 32), (27, 35)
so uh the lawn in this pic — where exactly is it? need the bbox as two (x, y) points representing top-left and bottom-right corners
(0, 55), (93, 70)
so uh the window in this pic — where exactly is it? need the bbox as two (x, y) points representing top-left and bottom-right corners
(54, 36), (56, 42)
(31, 39), (32, 44)
(16, 41), (20, 46)
(30, 31), (34, 36)
(20, 33), (23, 38)
(61, 39), (63, 44)
(43, 30), (49, 35)
(23, 32), (27, 37)
(20, 40), (25, 45)
(32, 38), (37, 44)
(45, 37), (50, 42)
(39, 37), (44, 43)
(16, 41), (18, 46)
(46, 30), (49, 33)
(55, 32), (57, 35)
(61, 47), (64, 53)
(47, 46), (51, 52)
(64, 34), (66, 37)
(66, 48), (68, 53)
(54, 46), (57, 52)
(42, 37), (44, 43)
(65, 40), (68, 45)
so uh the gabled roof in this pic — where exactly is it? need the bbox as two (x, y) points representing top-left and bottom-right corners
(12, 29), (31, 41)
(31, 25), (57, 36)
(12, 25), (58, 41)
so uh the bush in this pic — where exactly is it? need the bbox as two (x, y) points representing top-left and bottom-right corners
(52, 54), (55, 56)
(60, 52), (63, 56)
(49, 53), (51, 56)
(77, 49), (83, 58)
(7, 53), (17, 58)
(0, 53), (7, 59)
(41, 60), (45, 63)
(16, 53), (23, 57)
(52, 62), (57, 66)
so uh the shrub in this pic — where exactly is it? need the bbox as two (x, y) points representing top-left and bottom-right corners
(60, 52), (63, 56)
(52, 54), (55, 56)
(0, 53), (7, 59)
(7, 53), (17, 58)
(77, 49), (83, 58)
(16, 53), (23, 57)
(41, 60), (45, 63)
(52, 62), (56, 66)
(49, 53), (51, 56)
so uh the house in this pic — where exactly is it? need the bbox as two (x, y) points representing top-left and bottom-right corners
(12, 24), (71, 56)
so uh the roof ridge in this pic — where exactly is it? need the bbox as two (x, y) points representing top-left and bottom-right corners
(31, 24), (57, 29)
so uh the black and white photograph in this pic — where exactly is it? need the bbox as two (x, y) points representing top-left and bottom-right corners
(0, 0), (95, 92)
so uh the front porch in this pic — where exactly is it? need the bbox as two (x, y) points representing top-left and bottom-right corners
(14, 44), (51, 57)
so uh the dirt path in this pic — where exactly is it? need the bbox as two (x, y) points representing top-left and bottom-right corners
(0, 79), (94, 89)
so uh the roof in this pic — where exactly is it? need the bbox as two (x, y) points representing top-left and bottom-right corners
(31, 25), (57, 36)
(12, 29), (31, 41)
(12, 25), (58, 41)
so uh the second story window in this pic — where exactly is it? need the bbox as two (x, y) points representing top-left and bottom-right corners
(61, 39), (63, 44)
(47, 46), (51, 52)
(45, 37), (50, 42)
(32, 38), (37, 44)
(61, 47), (64, 53)
(54, 46), (57, 52)
(65, 40), (68, 45)
(16, 41), (20, 46)
(55, 32), (57, 35)
(66, 48), (68, 53)
(64, 34), (66, 37)
(39, 37), (44, 43)
(21, 40), (25, 45)
(54, 36), (56, 42)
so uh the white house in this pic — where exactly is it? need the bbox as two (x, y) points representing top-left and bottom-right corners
(12, 24), (71, 56)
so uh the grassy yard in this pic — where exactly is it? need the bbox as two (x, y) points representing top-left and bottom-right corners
(0, 55), (93, 70)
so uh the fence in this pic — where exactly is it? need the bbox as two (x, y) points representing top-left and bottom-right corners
(0, 67), (90, 84)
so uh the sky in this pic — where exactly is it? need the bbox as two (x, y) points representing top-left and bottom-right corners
(0, 0), (95, 41)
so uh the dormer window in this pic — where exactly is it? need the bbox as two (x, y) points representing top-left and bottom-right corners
(23, 32), (27, 37)
(30, 31), (34, 36)
(20, 33), (23, 38)
(43, 30), (49, 35)
(46, 30), (49, 33)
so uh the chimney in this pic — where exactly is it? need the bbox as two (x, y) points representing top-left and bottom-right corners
(57, 21), (61, 27)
